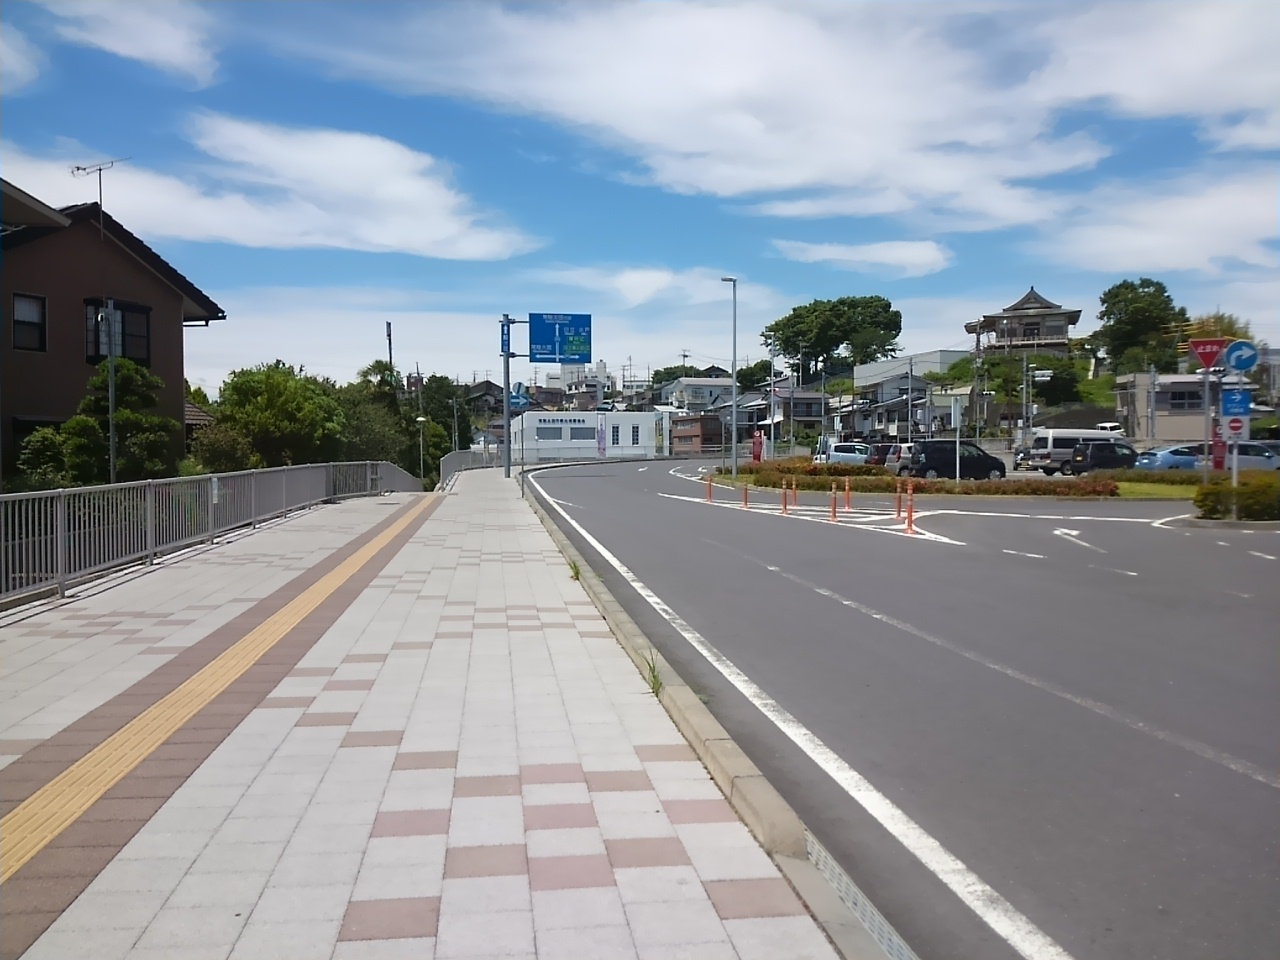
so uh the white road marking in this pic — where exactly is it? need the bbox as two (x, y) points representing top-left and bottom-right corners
(1003, 549), (1046, 559)
(654, 492), (965, 544)
(1053, 528), (1106, 553)
(1150, 513), (1194, 529)
(1217, 541), (1230, 546)
(1227, 591), (1254, 598)
(916, 509), (1153, 523)
(543, 494), (580, 509)
(637, 466), (648, 472)
(530, 474), (1074, 960)
(1248, 550), (1277, 560)
(1089, 565), (1137, 577)
(747, 558), (1279, 792)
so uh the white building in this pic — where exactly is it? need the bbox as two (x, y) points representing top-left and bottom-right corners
(509, 410), (673, 462)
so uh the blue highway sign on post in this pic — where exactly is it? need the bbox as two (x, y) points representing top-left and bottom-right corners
(501, 320), (511, 356)
(1221, 388), (1251, 417)
(529, 313), (591, 364)
(1222, 339), (1259, 373)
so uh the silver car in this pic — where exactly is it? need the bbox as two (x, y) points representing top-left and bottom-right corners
(814, 442), (871, 465)
(1197, 442), (1280, 471)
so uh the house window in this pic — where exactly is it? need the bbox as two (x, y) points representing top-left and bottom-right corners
(1167, 390), (1203, 411)
(569, 426), (595, 440)
(535, 426), (562, 440)
(84, 300), (152, 365)
(13, 294), (47, 351)
(631, 424), (640, 445)
(611, 425), (620, 446)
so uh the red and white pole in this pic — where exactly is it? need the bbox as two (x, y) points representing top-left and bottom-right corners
(895, 478), (903, 519)
(706, 472), (713, 502)
(830, 482), (838, 522)
(844, 475), (851, 511)
(905, 480), (916, 534)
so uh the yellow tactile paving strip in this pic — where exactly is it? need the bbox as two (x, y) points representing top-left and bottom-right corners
(0, 495), (436, 883)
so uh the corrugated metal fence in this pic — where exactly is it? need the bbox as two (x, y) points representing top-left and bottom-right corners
(0, 461), (421, 606)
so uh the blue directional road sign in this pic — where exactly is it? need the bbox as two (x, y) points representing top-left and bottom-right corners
(1221, 388), (1251, 417)
(501, 321), (511, 356)
(1222, 339), (1259, 373)
(529, 313), (591, 364)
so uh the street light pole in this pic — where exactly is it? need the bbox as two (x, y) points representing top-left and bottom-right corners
(416, 416), (426, 485)
(721, 277), (738, 477)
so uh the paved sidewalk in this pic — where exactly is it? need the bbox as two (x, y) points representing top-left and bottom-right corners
(2, 469), (839, 960)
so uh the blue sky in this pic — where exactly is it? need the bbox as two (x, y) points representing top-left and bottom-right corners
(2, 0), (1277, 393)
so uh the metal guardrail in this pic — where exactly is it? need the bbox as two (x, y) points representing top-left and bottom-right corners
(0, 461), (421, 605)
(439, 449), (500, 487)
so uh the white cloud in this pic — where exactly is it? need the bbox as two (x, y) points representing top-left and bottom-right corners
(524, 265), (784, 311)
(1044, 167), (1278, 274)
(0, 24), (42, 93)
(773, 239), (953, 278)
(39, 0), (219, 86)
(270, 2), (1277, 230)
(1, 114), (539, 260)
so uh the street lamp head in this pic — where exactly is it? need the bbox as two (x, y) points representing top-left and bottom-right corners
(720, 276), (736, 284)
(415, 416), (427, 423)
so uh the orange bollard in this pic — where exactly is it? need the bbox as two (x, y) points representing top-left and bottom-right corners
(781, 484), (788, 515)
(844, 475), (851, 511)
(830, 482), (838, 521)
(905, 480), (916, 534)
(791, 478), (799, 508)
(742, 483), (749, 509)
(895, 478), (903, 519)
(706, 472), (713, 502)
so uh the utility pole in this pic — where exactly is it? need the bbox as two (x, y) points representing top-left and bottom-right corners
(722, 277), (738, 477)
(73, 158), (128, 484)
(386, 321), (394, 370)
(906, 355), (914, 447)
(1147, 363), (1156, 441)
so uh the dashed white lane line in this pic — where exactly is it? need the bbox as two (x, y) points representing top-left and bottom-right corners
(529, 473), (1074, 960)
(1248, 550), (1277, 560)
(747, 558), (1278, 792)
(1089, 565), (1138, 576)
(1002, 549), (1046, 559)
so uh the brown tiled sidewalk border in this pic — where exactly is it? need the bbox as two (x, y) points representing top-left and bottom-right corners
(0, 495), (441, 960)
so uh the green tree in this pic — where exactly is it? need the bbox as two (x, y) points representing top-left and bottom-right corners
(762, 296), (901, 380)
(15, 426), (71, 490)
(651, 364), (703, 387)
(190, 422), (257, 473)
(78, 360), (180, 482)
(736, 359), (778, 391)
(1031, 356), (1082, 407)
(335, 382), (409, 463)
(184, 379), (211, 406)
(1095, 278), (1186, 373)
(216, 361), (345, 466)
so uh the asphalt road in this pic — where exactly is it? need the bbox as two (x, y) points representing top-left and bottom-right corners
(528, 460), (1279, 960)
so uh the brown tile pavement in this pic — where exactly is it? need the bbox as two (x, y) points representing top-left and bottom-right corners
(0, 495), (442, 960)
(528, 854), (616, 891)
(453, 775), (521, 798)
(338, 897), (440, 942)
(663, 799), (739, 824)
(585, 770), (653, 793)
(605, 837), (691, 868)
(371, 809), (451, 838)
(704, 878), (806, 919)
(393, 751), (458, 771)
(341, 731), (403, 748)
(444, 844), (528, 879)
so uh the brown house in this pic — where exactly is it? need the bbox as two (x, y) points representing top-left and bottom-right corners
(670, 413), (725, 453)
(1, 179), (224, 486)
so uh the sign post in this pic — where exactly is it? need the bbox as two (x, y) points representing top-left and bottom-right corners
(1220, 341), (1258, 515)
(1189, 338), (1229, 484)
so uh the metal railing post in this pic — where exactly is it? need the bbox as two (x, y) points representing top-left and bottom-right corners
(55, 489), (67, 597)
(207, 476), (217, 543)
(250, 469), (258, 528)
(145, 481), (156, 564)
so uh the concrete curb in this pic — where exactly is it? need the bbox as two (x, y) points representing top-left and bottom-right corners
(521, 476), (898, 960)
(1167, 516), (1280, 529)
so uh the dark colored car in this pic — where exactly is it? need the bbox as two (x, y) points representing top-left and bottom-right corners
(1071, 440), (1138, 474)
(866, 443), (894, 466)
(1012, 445), (1033, 471)
(909, 440), (1006, 480)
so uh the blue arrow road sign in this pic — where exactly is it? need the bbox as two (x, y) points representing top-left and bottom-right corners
(1222, 339), (1259, 372)
(1222, 388), (1250, 417)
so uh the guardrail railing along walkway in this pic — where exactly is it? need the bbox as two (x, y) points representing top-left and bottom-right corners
(0, 461), (422, 607)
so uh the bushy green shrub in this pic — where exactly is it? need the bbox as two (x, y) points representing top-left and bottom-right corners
(739, 472), (1117, 497)
(1194, 471), (1280, 520)
(727, 460), (888, 478)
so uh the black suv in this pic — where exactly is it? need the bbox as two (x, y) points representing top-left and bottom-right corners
(1070, 440), (1138, 474)
(909, 440), (1006, 480)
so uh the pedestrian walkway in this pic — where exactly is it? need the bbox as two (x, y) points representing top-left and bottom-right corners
(1, 469), (840, 960)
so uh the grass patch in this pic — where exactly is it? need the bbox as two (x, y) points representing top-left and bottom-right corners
(1116, 482), (1196, 499)
(641, 650), (663, 696)
(569, 559), (581, 581)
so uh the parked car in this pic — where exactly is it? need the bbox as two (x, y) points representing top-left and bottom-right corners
(814, 442), (871, 465)
(1259, 440), (1280, 458)
(1198, 442), (1280, 471)
(883, 442), (915, 476)
(1071, 440), (1139, 474)
(1012, 445), (1034, 471)
(1027, 429), (1129, 475)
(908, 440), (1006, 480)
(866, 443), (894, 467)
(1134, 444), (1201, 470)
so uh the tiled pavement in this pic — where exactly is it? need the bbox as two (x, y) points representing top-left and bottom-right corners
(1, 469), (839, 960)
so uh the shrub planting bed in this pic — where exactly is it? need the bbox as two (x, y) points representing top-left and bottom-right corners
(1194, 471), (1280, 521)
(731, 471), (1118, 497)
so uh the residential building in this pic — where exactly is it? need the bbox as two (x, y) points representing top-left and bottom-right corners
(1, 179), (224, 486)
(964, 288), (1081, 358)
(670, 414), (725, 453)
(659, 377), (735, 411)
(466, 379), (505, 413)
(1115, 372), (1256, 444)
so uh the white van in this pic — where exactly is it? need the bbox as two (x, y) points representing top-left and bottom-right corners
(1028, 428), (1128, 475)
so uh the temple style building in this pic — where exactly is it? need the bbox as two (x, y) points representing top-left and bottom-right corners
(964, 288), (1081, 358)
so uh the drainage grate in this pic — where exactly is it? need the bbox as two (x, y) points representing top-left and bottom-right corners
(807, 831), (920, 960)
